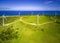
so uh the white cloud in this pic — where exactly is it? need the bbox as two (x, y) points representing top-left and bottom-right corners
(0, 4), (60, 11)
(45, 1), (53, 4)
(1, 5), (45, 11)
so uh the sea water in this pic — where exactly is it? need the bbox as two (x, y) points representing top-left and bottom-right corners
(0, 11), (60, 16)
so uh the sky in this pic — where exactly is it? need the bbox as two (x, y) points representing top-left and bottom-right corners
(0, 0), (60, 11)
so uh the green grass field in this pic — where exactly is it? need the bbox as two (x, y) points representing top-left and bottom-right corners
(0, 15), (60, 43)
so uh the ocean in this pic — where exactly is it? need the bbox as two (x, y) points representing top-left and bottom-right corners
(0, 11), (60, 16)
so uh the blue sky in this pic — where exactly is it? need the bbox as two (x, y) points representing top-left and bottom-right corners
(0, 0), (60, 11)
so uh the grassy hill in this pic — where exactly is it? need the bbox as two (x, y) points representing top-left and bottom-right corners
(0, 15), (60, 43)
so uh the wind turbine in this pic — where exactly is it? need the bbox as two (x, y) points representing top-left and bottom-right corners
(37, 13), (39, 25)
(19, 12), (20, 16)
(31, 12), (33, 16)
(2, 13), (7, 26)
(54, 11), (57, 22)
(2, 14), (4, 26)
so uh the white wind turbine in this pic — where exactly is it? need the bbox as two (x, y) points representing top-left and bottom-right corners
(19, 12), (21, 16)
(2, 14), (5, 26)
(2, 13), (7, 26)
(37, 13), (39, 25)
(31, 12), (33, 16)
(54, 11), (57, 22)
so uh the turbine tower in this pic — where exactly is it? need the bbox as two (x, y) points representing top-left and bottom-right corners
(37, 13), (39, 25)
(55, 11), (57, 22)
(2, 14), (4, 26)
(19, 12), (20, 16)
(31, 12), (33, 16)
